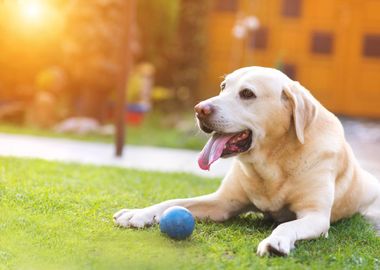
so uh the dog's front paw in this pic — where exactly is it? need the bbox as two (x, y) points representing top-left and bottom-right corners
(257, 235), (294, 256)
(113, 208), (158, 228)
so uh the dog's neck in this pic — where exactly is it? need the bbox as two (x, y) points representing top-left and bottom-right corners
(237, 126), (299, 181)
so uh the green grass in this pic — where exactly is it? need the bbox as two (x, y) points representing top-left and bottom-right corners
(0, 157), (379, 269)
(0, 111), (207, 150)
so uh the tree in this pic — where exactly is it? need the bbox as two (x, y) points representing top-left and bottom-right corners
(172, 0), (210, 105)
(62, 0), (128, 120)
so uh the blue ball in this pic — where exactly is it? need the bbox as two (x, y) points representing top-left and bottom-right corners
(159, 206), (195, 240)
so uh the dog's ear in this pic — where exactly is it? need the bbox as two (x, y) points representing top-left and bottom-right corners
(283, 82), (318, 144)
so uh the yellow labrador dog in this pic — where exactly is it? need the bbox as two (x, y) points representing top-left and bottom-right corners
(114, 66), (380, 256)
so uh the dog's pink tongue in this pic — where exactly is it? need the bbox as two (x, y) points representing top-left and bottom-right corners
(198, 133), (234, 170)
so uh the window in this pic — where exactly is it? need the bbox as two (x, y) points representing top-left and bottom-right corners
(214, 0), (238, 12)
(250, 27), (268, 50)
(282, 63), (297, 80)
(282, 0), (302, 17)
(363, 34), (380, 58)
(311, 32), (334, 54)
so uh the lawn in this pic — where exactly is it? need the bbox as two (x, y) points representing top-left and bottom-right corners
(0, 111), (207, 150)
(0, 157), (379, 270)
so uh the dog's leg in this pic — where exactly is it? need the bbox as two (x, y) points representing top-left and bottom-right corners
(359, 171), (380, 235)
(256, 211), (330, 256)
(362, 186), (380, 235)
(364, 199), (380, 235)
(257, 180), (334, 256)
(114, 163), (251, 228)
(113, 193), (248, 228)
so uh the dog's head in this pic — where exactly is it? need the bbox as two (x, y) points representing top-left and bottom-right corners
(196, 66), (318, 170)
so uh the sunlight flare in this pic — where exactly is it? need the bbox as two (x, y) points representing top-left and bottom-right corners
(20, 0), (45, 22)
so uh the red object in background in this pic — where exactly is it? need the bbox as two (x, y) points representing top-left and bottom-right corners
(124, 103), (149, 126)
(106, 102), (148, 126)
(125, 111), (144, 125)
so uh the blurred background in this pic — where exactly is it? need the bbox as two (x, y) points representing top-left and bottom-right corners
(0, 0), (379, 153)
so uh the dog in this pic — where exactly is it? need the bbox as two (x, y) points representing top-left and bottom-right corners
(114, 66), (380, 256)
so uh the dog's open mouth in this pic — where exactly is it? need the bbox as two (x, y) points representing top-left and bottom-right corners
(198, 130), (252, 170)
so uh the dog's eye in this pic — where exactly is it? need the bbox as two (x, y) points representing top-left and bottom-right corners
(239, 88), (257, 99)
(220, 83), (226, 91)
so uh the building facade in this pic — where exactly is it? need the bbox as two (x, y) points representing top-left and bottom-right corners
(203, 0), (380, 117)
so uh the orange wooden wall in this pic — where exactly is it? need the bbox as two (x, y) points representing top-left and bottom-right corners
(203, 0), (380, 117)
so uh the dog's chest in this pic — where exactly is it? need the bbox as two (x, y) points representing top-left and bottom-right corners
(240, 177), (288, 212)
(247, 187), (286, 213)
(238, 157), (290, 212)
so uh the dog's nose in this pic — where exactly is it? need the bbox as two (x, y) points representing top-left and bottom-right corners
(194, 102), (214, 119)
